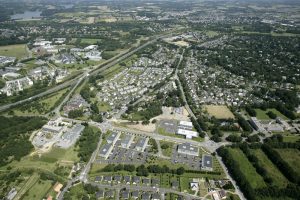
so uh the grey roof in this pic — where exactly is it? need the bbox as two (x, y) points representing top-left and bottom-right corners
(114, 175), (122, 181)
(121, 134), (132, 145)
(178, 143), (198, 154)
(96, 190), (104, 198)
(103, 175), (112, 181)
(99, 143), (112, 155)
(94, 176), (101, 181)
(143, 178), (150, 184)
(107, 132), (119, 142)
(133, 176), (140, 183)
(142, 192), (151, 200)
(62, 124), (84, 140)
(203, 155), (213, 168)
(124, 176), (131, 182)
(171, 181), (179, 187)
(136, 137), (147, 148)
(132, 191), (139, 197)
(152, 193), (160, 199)
(121, 190), (130, 198)
(152, 179), (159, 185)
(105, 190), (114, 197)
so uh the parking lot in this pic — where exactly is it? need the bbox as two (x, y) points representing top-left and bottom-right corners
(158, 119), (178, 134)
(171, 146), (201, 170)
(96, 136), (149, 164)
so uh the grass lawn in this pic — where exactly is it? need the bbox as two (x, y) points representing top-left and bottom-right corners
(204, 105), (235, 119)
(160, 141), (174, 157)
(157, 127), (185, 139)
(276, 148), (300, 175)
(1, 146), (79, 174)
(41, 146), (80, 164)
(22, 179), (53, 200)
(192, 136), (204, 142)
(255, 108), (288, 120)
(80, 38), (102, 44)
(130, 112), (145, 121)
(98, 101), (111, 112)
(252, 149), (289, 188)
(66, 183), (94, 199)
(227, 148), (266, 189)
(205, 31), (219, 37)
(0, 44), (28, 59)
(282, 135), (300, 143)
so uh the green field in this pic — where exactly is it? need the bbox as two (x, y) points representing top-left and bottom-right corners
(80, 38), (102, 44)
(255, 108), (288, 120)
(97, 101), (112, 112)
(0, 44), (28, 59)
(1, 146), (79, 173)
(282, 135), (300, 143)
(252, 149), (289, 188)
(160, 141), (174, 157)
(276, 148), (300, 175)
(157, 127), (185, 139)
(227, 148), (266, 189)
(13, 173), (40, 200)
(22, 179), (53, 200)
(10, 88), (69, 115)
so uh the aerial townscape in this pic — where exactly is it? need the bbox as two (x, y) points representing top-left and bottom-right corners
(0, 0), (300, 200)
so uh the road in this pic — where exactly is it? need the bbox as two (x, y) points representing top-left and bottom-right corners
(57, 133), (103, 200)
(53, 71), (89, 117)
(215, 155), (246, 200)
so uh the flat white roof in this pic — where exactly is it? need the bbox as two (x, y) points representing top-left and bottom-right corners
(177, 129), (198, 139)
(179, 121), (193, 127)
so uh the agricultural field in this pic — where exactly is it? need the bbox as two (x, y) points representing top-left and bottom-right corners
(276, 148), (300, 175)
(0, 44), (29, 59)
(22, 179), (53, 200)
(254, 108), (288, 120)
(227, 148), (266, 189)
(204, 105), (235, 119)
(252, 149), (289, 188)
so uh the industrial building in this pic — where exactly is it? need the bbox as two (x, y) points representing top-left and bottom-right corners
(135, 137), (149, 152)
(177, 143), (199, 156)
(99, 143), (113, 159)
(107, 131), (121, 144)
(121, 134), (134, 149)
(202, 155), (213, 171)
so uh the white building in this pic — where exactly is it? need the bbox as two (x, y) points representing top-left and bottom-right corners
(84, 45), (98, 51)
(85, 51), (102, 61)
(2, 77), (33, 96)
(177, 129), (198, 139)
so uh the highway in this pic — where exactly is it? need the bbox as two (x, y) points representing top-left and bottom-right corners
(0, 31), (175, 113)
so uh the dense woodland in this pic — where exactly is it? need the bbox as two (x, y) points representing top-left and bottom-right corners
(76, 125), (101, 162)
(0, 116), (47, 166)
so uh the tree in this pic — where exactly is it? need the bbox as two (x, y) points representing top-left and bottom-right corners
(266, 111), (277, 119)
(176, 167), (185, 175)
